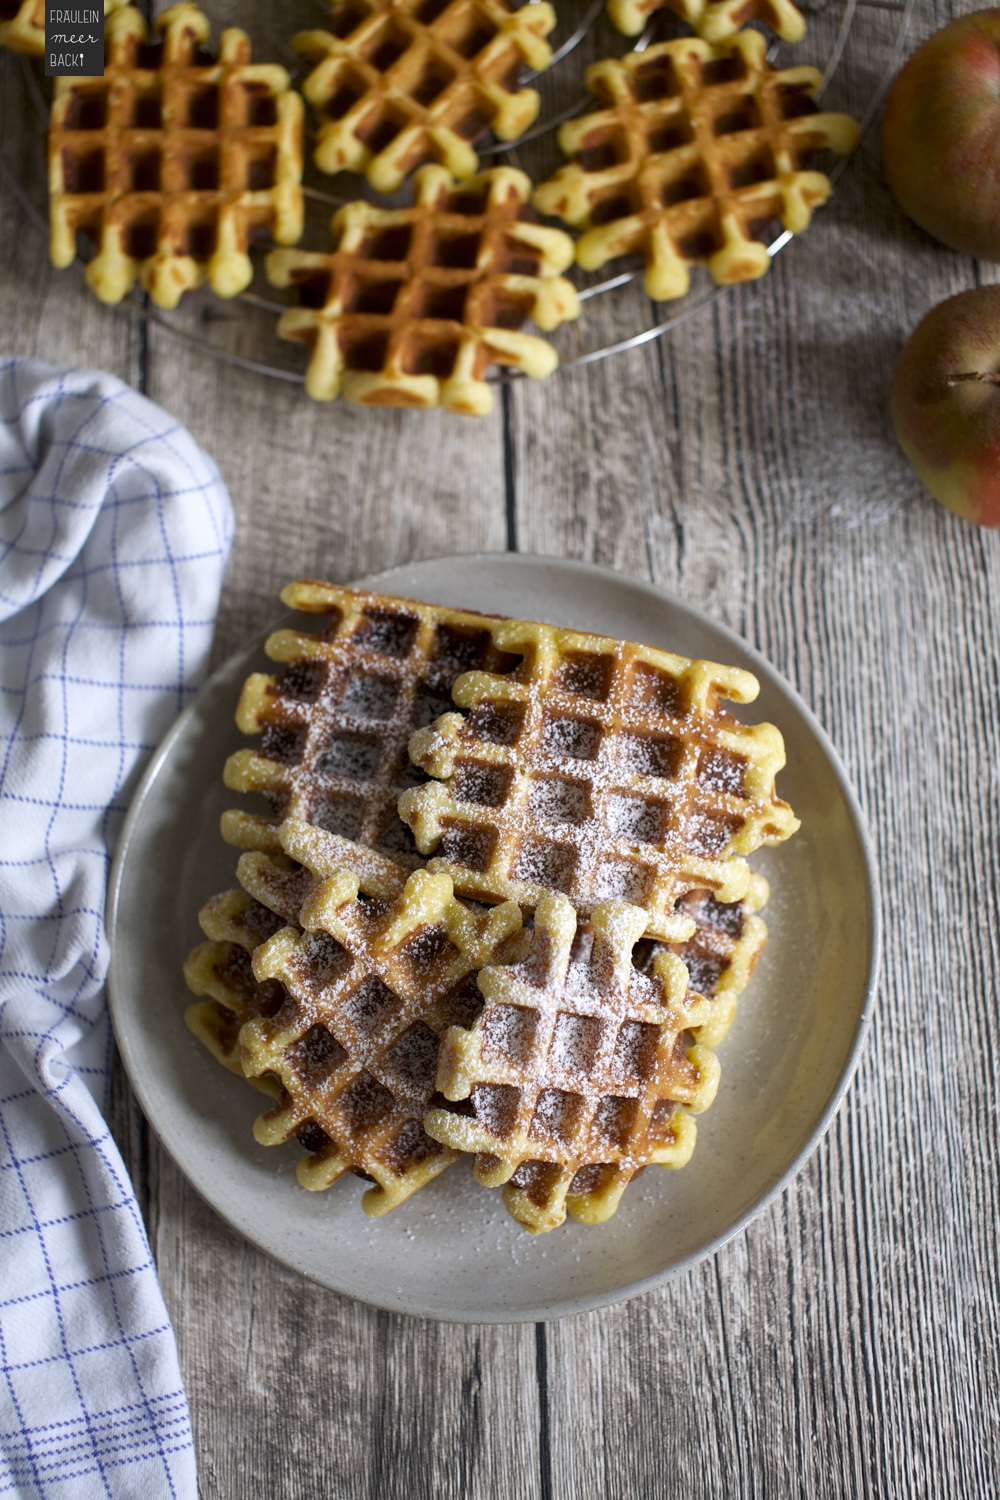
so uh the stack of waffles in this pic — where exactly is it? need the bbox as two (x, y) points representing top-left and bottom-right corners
(38, 0), (859, 412)
(184, 580), (797, 1231)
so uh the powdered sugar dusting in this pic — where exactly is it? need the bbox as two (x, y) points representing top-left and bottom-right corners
(548, 1011), (603, 1075)
(401, 616), (795, 938)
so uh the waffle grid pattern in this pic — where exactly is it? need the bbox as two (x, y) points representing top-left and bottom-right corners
(267, 163), (578, 413)
(401, 614), (798, 941)
(655, 871), (767, 1047)
(238, 819), (525, 1215)
(222, 579), (519, 862)
(184, 828), (421, 1083)
(426, 893), (721, 1232)
(202, 586), (793, 1230)
(48, 2), (303, 308)
(533, 29), (859, 301)
(184, 888), (292, 1093)
(296, 0), (555, 193)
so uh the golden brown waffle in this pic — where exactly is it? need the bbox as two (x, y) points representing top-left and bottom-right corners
(607, 0), (805, 44)
(182, 829), (381, 1084)
(266, 163), (579, 414)
(48, 3), (303, 308)
(636, 870), (768, 1048)
(0, 0), (126, 56)
(294, 0), (555, 194)
(239, 818), (525, 1215)
(184, 889), (292, 1096)
(533, 29), (858, 301)
(425, 892), (721, 1232)
(222, 579), (519, 864)
(400, 614), (798, 942)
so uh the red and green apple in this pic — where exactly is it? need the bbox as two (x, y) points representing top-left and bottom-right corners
(891, 285), (1000, 527)
(883, 10), (1000, 259)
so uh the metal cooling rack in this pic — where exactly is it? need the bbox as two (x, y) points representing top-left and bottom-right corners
(0, 0), (915, 387)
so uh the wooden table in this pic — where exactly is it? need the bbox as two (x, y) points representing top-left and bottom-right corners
(3, 0), (998, 1493)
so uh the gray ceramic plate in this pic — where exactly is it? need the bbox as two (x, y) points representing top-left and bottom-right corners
(107, 553), (879, 1322)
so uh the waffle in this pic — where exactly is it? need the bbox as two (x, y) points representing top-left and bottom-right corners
(0, 0), (126, 56)
(532, 29), (859, 302)
(48, 3), (303, 308)
(607, 0), (805, 44)
(238, 818), (525, 1214)
(266, 164), (578, 414)
(222, 579), (520, 864)
(425, 892), (721, 1232)
(184, 890), (292, 1096)
(294, 0), (555, 194)
(635, 870), (768, 1048)
(399, 614), (798, 942)
(183, 830), (384, 1085)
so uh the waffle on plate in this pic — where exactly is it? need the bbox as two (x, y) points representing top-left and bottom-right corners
(426, 892), (721, 1232)
(187, 583), (797, 1231)
(237, 818), (524, 1215)
(400, 610), (798, 940)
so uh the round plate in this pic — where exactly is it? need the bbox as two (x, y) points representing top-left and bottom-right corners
(107, 554), (879, 1322)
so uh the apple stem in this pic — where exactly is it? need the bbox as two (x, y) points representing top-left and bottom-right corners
(947, 370), (1000, 385)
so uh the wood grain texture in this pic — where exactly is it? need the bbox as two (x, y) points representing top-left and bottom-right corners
(511, 5), (1000, 1496)
(144, 327), (510, 658)
(3, 0), (999, 1494)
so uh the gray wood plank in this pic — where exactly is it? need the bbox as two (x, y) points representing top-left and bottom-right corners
(143, 326), (510, 658)
(509, 4), (1000, 1497)
(151, 1167), (544, 1500)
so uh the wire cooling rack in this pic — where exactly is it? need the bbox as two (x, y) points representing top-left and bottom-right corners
(1, 0), (915, 388)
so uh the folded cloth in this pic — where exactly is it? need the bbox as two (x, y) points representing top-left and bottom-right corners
(0, 360), (234, 1498)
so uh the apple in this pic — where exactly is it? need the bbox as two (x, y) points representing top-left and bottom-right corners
(891, 285), (1000, 527)
(882, 10), (1000, 259)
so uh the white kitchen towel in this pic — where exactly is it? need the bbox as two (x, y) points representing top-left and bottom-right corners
(0, 359), (234, 1498)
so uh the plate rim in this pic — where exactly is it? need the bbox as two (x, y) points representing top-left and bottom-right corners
(107, 550), (882, 1322)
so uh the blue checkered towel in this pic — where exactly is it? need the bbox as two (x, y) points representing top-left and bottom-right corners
(0, 359), (234, 1497)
